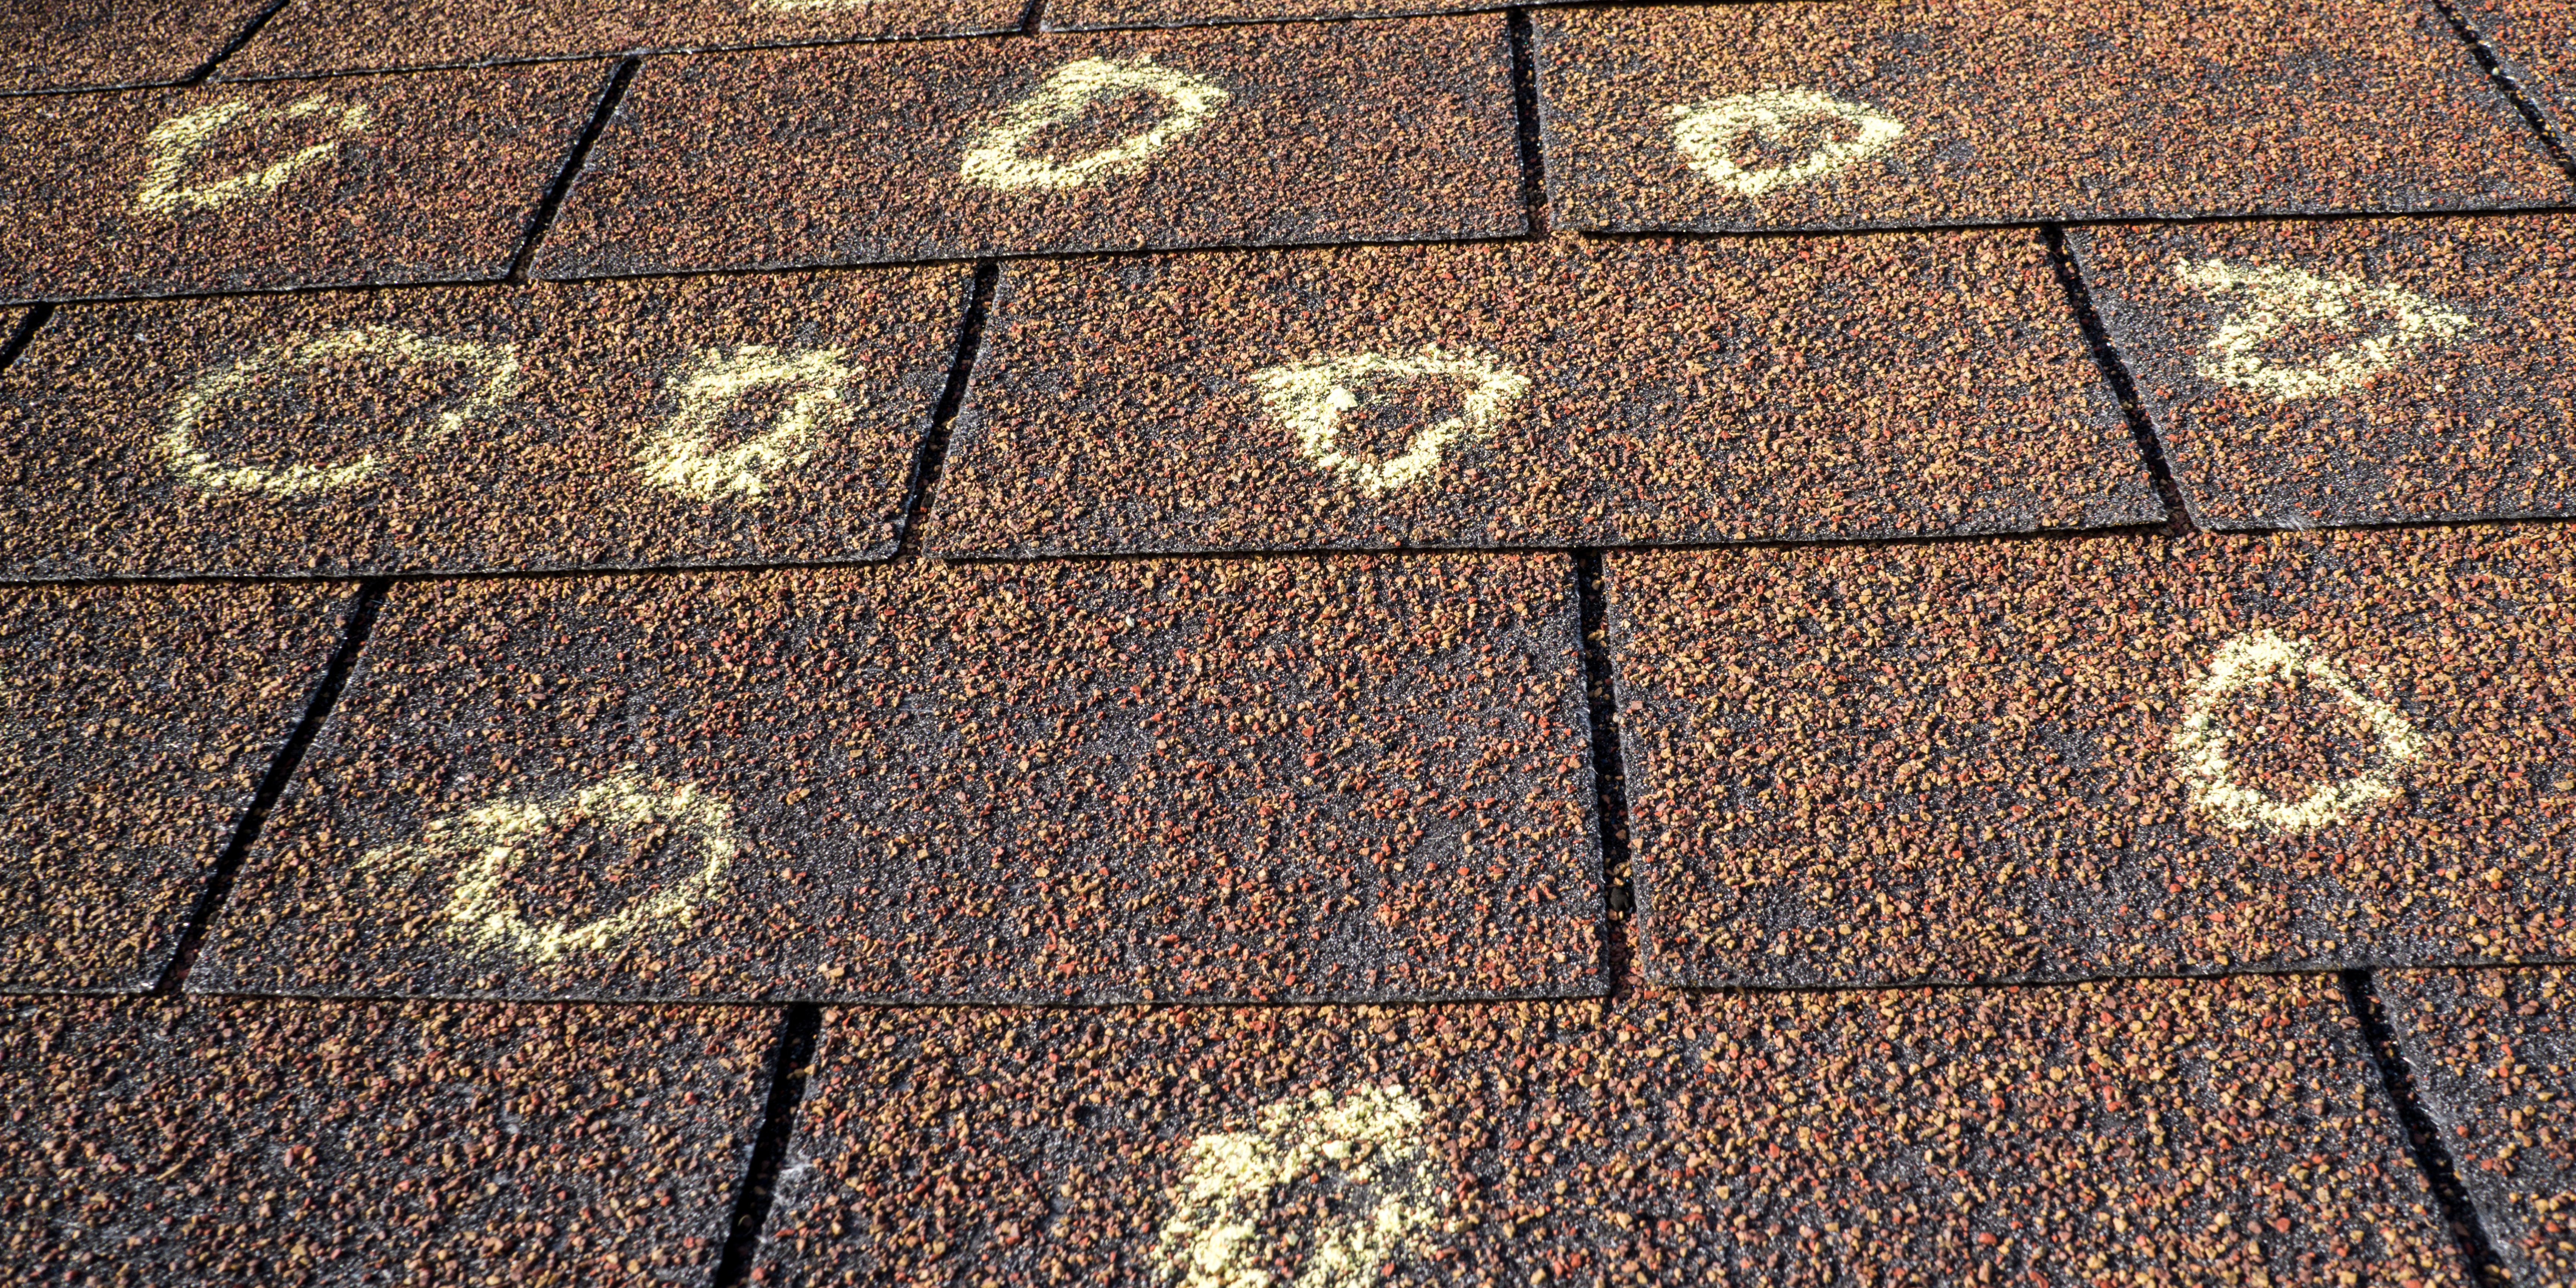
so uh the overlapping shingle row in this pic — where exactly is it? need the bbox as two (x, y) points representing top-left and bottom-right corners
(6, 0), (2576, 1284)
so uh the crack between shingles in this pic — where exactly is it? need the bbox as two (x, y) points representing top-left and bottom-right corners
(1574, 552), (1633, 997)
(896, 261), (1001, 560)
(186, 0), (298, 85)
(2341, 969), (2515, 1287)
(152, 576), (389, 995)
(712, 1003), (825, 1288)
(1021, 0), (1050, 34)
(0, 302), (54, 375)
(2043, 223), (2195, 534)
(505, 56), (640, 285)
(1505, 7), (1550, 237)
(2431, 0), (2576, 186)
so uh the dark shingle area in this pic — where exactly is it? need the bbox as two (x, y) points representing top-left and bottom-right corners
(225, 0), (1026, 80)
(1613, 524), (2576, 989)
(929, 231), (2159, 559)
(0, 268), (970, 579)
(198, 555), (1603, 1004)
(0, 582), (354, 993)
(0, 0), (275, 94)
(536, 16), (1525, 277)
(2075, 214), (2576, 531)
(0, 995), (776, 1284)
(759, 974), (2456, 1286)
(1535, 0), (2570, 233)
(0, 63), (609, 303)
(2385, 966), (2576, 1288)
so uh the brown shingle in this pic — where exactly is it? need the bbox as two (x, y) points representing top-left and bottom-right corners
(1612, 524), (2576, 988)
(1536, 0), (2567, 233)
(199, 556), (1604, 1003)
(0, 64), (609, 302)
(0, 269), (969, 578)
(931, 232), (2160, 558)
(0, 0), (273, 93)
(537, 18), (1524, 277)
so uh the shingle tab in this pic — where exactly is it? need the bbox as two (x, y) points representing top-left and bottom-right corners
(930, 233), (2159, 558)
(1042, 0), (1497, 32)
(537, 18), (1524, 277)
(0, 0), (274, 93)
(0, 64), (608, 303)
(2076, 214), (2576, 530)
(0, 583), (353, 993)
(1612, 525), (2576, 988)
(228, 0), (1025, 79)
(199, 556), (1603, 1004)
(1535, 0), (2569, 233)
(758, 976), (2456, 1287)
(0, 269), (970, 579)
(2384, 966), (2576, 1288)
(0, 995), (774, 1284)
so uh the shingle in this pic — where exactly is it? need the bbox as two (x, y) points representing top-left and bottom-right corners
(1611, 524), (2576, 988)
(1598, 976), (2458, 1284)
(1041, 0), (1497, 32)
(227, 0), (1025, 79)
(759, 998), (1610, 1288)
(930, 233), (2160, 558)
(0, 582), (354, 993)
(2383, 965), (2576, 1288)
(1535, 0), (2568, 234)
(0, 269), (969, 579)
(537, 18), (1523, 278)
(198, 555), (1604, 1003)
(0, 64), (608, 303)
(2075, 214), (2576, 530)
(2454, 0), (2576, 139)
(758, 976), (2457, 1286)
(0, 0), (272, 93)
(0, 994), (774, 1285)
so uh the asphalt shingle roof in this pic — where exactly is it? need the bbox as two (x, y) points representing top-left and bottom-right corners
(4, 1), (2573, 1285)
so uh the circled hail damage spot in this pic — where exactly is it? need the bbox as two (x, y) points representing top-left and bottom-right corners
(136, 95), (375, 216)
(161, 326), (521, 496)
(363, 773), (740, 965)
(2172, 259), (2474, 402)
(1663, 89), (1904, 198)
(1155, 1083), (1449, 1288)
(1250, 348), (1530, 498)
(960, 57), (1231, 192)
(2171, 629), (2427, 835)
(634, 344), (858, 502)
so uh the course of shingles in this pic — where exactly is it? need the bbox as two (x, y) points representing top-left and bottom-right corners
(8, 0), (2576, 1282)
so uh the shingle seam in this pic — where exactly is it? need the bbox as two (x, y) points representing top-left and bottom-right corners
(185, 0), (297, 85)
(0, 302), (52, 376)
(1506, 7), (1549, 236)
(506, 55), (639, 285)
(1575, 552), (1632, 996)
(713, 1003), (825, 1288)
(2044, 223), (2194, 534)
(152, 575), (388, 996)
(2430, 0), (2576, 185)
(1020, 0), (1049, 33)
(896, 260), (1001, 560)
(2342, 969), (2515, 1287)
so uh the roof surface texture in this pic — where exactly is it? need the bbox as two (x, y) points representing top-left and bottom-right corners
(1, 1), (2571, 1285)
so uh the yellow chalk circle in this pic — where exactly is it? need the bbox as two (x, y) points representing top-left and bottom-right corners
(136, 94), (374, 216)
(364, 773), (740, 965)
(1250, 348), (1529, 498)
(634, 344), (856, 502)
(2173, 259), (2474, 402)
(1155, 1083), (1449, 1288)
(161, 326), (520, 496)
(960, 57), (1230, 192)
(1664, 89), (1904, 198)
(2171, 630), (2426, 835)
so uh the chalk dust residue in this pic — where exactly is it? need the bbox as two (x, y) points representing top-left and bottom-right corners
(1663, 88), (1904, 198)
(2173, 259), (2474, 402)
(960, 57), (1230, 192)
(2171, 629), (2426, 835)
(1154, 1083), (1450, 1288)
(1250, 347), (1529, 498)
(136, 95), (374, 215)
